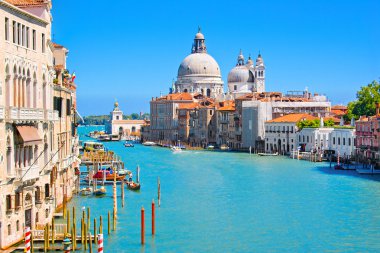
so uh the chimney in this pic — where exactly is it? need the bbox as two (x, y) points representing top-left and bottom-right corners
(376, 102), (380, 116)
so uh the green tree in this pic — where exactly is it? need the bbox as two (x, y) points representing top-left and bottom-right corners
(324, 119), (335, 127)
(345, 80), (380, 120)
(130, 113), (140, 119)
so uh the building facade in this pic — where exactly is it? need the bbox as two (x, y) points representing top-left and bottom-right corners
(0, 1), (78, 249)
(264, 114), (317, 154)
(105, 102), (146, 138)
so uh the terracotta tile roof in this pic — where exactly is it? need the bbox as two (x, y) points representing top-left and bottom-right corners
(4, 0), (45, 7)
(217, 101), (235, 111)
(324, 116), (341, 124)
(267, 114), (317, 123)
(157, 93), (193, 101)
(331, 109), (345, 116)
(53, 42), (64, 49)
(331, 105), (347, 110)
(178, 102), (199, 110)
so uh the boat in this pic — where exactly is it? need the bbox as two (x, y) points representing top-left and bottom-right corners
(118, 169), (131, 176)
(93, 187), (106, 196)
(92, 171), (126, 181)
(206, 145), (214, 150)
(80, 187), (93, 196)
(127, 181), (141, 191)
(83, 142), (105, 152)
(334, 164), (345, 170)
(124, 142), (134, 147)
(171, 146), (182, 152)
(258, 152), (279, 156)
(142, 141), (156, 146)
(220, 144), (230, 151)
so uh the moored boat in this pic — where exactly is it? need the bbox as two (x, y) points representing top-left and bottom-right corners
(80, 187), (93, 196)
(93, 187), (106, 196)
(124, 142), (134, 147)
(171, 146), (182, 152)
(142, 141), (156, 146)
(258, 152), (278, 156)
(127, 181), (141, 191)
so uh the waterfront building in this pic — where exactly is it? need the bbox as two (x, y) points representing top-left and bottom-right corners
(264, 114), (317, 154)
(227, 50), (265, 98)
(174, 28), (224, 98)
(242, 90), (331, 151)
(297, 125), (356, 157)
(0, 0), (78, 249)
(355, 103), (380, 164)
(150, 93), (195, 142)
(188, 99), (218, 147)
(215, 101), (235, 147)
(105, 102), (147, 139)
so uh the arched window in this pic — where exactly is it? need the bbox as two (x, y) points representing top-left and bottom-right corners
(131, 126), (136, 133)
(16, 220), (19, 231)
(184, 89), (188, 93)
(207, 89), (211, 97)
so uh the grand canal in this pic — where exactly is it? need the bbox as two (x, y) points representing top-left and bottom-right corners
(72, 126), (380, 252)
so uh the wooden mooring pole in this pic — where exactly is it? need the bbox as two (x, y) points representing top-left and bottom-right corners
(152, 199), (155, 235)
(141, 206), (145, 245)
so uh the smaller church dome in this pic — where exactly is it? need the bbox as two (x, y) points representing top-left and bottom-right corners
(227, 66), (250, 83)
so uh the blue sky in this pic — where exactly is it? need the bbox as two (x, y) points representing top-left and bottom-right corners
(51, 0), (379, 116)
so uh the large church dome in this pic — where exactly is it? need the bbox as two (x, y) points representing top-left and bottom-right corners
(178, 53), (221, 78)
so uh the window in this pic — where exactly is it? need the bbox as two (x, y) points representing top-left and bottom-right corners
(209, 110), (212, 116)
(338, 138), (340, 145)
(16, 220), (20, 232)
(348, 138), (351, 146)
(6, 195), (12, 211)
(307, 136), (309, 142)
(22, 25), (25, 46)
(26, 27), (29, 48)
(333, 137), (335, 145)
(53, 96), (63, 117)
(234, 85), (237, 91)
(15, 192), (21, 208)
(116, 116), (119, 120)
(45, 184), (50, 198)
(32, 30), (36, 50)
(12, 21), (16, 43)
(5, 18), (9, 41)
(343, 138), (345, 145)
(42, 33), (45, 52)
(8, 224), (11, 236)
(17, 23), (21, 45)
(66, 99), (71, 116)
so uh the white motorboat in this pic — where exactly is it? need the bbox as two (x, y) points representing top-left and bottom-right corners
(142, 141), (156, 146)
(258, 152), (279, 156)
(171, 146), (182, 152)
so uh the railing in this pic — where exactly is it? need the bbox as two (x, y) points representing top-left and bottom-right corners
(61, 155), (75, 170)
(45, 110), (60, 121)
(6, 107), (45, 121)
(17, 164), (39, 181)
(32, 224), (67, 239)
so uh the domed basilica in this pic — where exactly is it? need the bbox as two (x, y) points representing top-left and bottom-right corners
(173, 28), (266, 98)
(174, 28), (224, 98)
(227, 50), (265, 97)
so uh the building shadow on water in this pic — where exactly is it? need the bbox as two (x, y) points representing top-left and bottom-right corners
(315, 165), (380, 182)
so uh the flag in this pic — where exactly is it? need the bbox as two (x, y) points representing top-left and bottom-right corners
(71, 72), (76, 82)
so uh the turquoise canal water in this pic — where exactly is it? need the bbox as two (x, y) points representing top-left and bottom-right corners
(71, 126), (380, 252)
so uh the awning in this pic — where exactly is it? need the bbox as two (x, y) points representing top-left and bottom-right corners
(16, 126), (42, 145)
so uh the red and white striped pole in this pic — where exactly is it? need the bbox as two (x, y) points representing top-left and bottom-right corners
(24, 227), (31, 253)
(97, 234), (103, 253)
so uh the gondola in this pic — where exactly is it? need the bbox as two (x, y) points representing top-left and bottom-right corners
(93, 187), (106, 196)
(127, 181), (141, 191)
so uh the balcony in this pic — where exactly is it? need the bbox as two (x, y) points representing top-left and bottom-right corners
(0, 106), (4, 120)
(45, 110), (59, 121)
(6, 107), (44, 121)
(60, 155), (75, 170)
(17, 165), (40, 182)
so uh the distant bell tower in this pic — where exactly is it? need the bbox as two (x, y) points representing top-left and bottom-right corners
(111, 101), (123, 120)
(255, 52), (265, 92)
